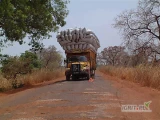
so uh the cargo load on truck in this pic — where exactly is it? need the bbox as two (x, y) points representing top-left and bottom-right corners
(56, 27), (100, 53)
(57, 27), (100, 81)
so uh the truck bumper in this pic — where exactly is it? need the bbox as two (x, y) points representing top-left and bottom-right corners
(72, 71), (89, 76)
(65, 70), (89, 77)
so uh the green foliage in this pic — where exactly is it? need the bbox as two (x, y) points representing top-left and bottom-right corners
(1, 56), (32, 79)
(0, 0), (69, 50)
(1, 51), (41, 79)
(0, 54), (9, 65)
(0, 45), (63, 80)
(20, 51), (41, 68)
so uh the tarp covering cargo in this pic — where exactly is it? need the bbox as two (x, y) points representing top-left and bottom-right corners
(56, 28), (100, 53)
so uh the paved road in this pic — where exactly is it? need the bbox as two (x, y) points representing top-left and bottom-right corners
(0, 72), (160, 120)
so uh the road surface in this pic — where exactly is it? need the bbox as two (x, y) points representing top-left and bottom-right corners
(0, 71), (160, 120)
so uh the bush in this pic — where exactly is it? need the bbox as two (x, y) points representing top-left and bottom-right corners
(0, 68), (64, 92)
(1, 56), (32, 79)
(99, 65), (160, 90)
(1, 51), (41, 79)
(0, 75), (12, 91)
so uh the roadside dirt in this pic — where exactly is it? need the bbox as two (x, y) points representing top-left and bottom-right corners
(98, 71), (160, 120)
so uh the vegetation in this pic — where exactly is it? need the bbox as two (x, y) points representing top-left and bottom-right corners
(0, 0), (69, 50)
(0, 69), (64, 92)
(37, 45), (63, 69)
(113, 0), (160, 62)
(0, 0), (68, 92)
(0, 45), (64, 91)
(98, 0), (160, 66)
(0, 0), (68, 91)
(98, 0), (160, 90)
(1, 51), (41, 79)
(99, 46), (128, 66)
(99, 65), (160, 90)
(0, 0), (159, 91)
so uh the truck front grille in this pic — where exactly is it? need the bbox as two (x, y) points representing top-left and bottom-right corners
(71, 64), (80, 74)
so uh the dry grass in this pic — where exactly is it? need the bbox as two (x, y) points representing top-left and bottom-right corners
(99, 65), (160, 90)
(19, 68), (64, 85)
(0, 75), (12, 91)
(0, 68), (64, 92)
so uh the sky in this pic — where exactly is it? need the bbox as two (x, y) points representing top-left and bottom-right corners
(2, 0), (139, 57)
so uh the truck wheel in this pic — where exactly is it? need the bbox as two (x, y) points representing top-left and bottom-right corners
(87, 74), (90, 80)
(72, 75), (78, 81)
(66, 75), (70, 81)
(92, 70), (95, 79)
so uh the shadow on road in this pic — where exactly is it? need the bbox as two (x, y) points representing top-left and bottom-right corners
(47, 80), (66, 85)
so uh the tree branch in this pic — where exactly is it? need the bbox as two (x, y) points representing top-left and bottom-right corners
(155, 15), (160, 39)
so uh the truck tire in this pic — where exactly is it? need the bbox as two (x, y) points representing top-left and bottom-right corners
(72, 75), (78, 81)
(92, 70), (95, 79)
(66, 75), (70, 81)
(87, 73), (90, 80)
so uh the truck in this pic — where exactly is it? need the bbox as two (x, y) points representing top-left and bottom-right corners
(57, 27), (100, 81)
(64, 49), (96, 81)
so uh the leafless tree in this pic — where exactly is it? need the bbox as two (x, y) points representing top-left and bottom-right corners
(37, 45), (63, 69)
(101, 46), (127, 66)
(114, 0), (160, 59)
(96, 53), (106, 65)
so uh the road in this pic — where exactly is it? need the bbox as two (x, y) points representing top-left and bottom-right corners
(0, 71), (160, 120)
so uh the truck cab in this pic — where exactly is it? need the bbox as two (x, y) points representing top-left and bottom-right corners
(64, 50), (96, 81)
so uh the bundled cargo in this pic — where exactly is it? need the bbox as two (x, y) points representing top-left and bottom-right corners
(57, 27), (100, 53)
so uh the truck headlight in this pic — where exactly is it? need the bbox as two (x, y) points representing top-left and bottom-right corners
(82, 66), (90, 72)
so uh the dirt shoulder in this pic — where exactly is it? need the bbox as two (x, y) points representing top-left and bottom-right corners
(97, 71), (160, 120)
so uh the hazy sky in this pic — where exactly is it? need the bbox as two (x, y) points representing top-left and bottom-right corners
(2, 0), (139, 56)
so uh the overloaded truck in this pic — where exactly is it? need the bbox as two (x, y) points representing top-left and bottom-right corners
(64, 49), (96, 81)
(57, 28), (100, 80)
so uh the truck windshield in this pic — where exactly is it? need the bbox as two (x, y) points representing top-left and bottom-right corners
(68, 56), (87, 62)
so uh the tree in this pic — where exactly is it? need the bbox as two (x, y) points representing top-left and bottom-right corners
(114, 0), (160, 54)
(37, 45), (63, 69)
(0, 0), (69, 50)
(20, 51), (41, 68)
(1, 56), (32, 79)
(101, 46), (126, 66)
(96, 53), (106, 65)
(1, 51), (41, 79)
(0, 54), (9, 65)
